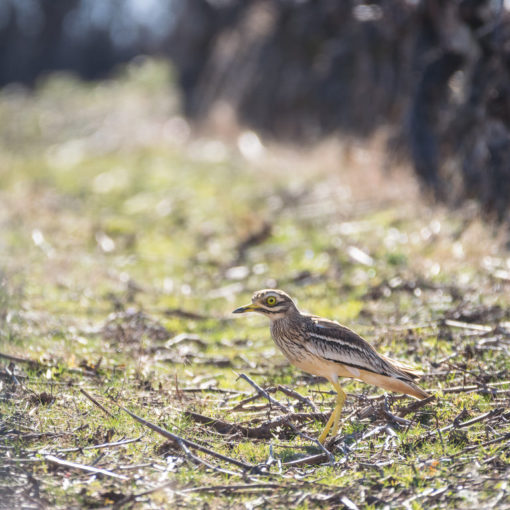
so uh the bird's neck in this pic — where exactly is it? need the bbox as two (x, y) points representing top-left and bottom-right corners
(269, 308), (301, 325)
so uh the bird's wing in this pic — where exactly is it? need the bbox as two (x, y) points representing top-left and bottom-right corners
(302, 315), (413, 381)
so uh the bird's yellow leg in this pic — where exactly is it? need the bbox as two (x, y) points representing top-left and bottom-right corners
(330, 381), (346, 438)
(318, 408), (336, 444)
(318, 381), (347, 444)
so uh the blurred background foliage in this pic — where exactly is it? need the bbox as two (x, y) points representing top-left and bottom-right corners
(1, 0), (509, 221)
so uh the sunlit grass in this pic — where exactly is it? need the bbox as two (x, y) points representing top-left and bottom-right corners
(1, 60), (509, 509)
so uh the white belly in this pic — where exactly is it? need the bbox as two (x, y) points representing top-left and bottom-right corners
(289, 354), (355, 382)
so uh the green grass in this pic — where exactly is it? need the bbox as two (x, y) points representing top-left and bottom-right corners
(1, 60), (509, 509)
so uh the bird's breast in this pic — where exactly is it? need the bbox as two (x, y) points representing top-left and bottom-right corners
(270, 319), (309, 364)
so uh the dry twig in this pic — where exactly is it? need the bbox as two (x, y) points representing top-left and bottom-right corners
(277, 385), (319, 412)
(184, 410), (328, 439)
(79, 388), (114, 417)
(237, 373), (291, 412)
(237, 372), (334, 462)
(55, 436), (142, 454)
(44, 454), (128, 480)
(111, 400), (261, 474)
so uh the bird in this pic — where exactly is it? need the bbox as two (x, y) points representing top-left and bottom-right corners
(233, 289), (429, 443)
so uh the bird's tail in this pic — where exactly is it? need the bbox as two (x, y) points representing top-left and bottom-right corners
(369, 372), (430, 400)
(377, 354), (430, 399)
(395, 379), (430, 400)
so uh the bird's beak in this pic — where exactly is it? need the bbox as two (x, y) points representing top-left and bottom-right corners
(232, 303), (259, 314)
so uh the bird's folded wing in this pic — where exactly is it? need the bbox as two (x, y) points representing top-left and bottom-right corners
(304, 316), (412, 381)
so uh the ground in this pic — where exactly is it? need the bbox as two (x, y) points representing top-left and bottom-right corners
(1, 60), (509, 509)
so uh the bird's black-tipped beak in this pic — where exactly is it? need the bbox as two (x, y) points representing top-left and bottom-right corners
(232, 303), (259, 314)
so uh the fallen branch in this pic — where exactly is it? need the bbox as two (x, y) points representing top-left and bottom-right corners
(184, 411), (242, 436)
(337, 424), (389, 455)
(236, 373), (334, 462)
(237, 373), (290, 412)
(231, 392), (272, 410)
(232, 384), (319, 411)
(44, 454), (129, 480)
(277, 385), (319, 412)
(443, 319), (492, 332)
(398, 395), (436, 417)
(184, 410), (328, 439)
(181, 483), (286, 493)
(79, 388), (114, 418)
(416, 408), (504, 443)
(12, 431), (73, 441)
(112, 401), (259, 473)
(0, 352), (43, 366)
(164, 307), (210, 320)
(430, 381), (510, 394)
(179, 387), (247, 395)
(381, 407), (411, 427)
(283, 453), (330, 467)
(173, 435), (241, 477)
(451, 432), (510, 458)
(456, 409), (504, 429)
(0, 352), (97, 378)
(55, 436), (142, 454)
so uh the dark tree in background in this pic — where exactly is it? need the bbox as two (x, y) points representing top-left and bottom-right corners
(171, 0), (415, 139)
(408, 0), (510, 217)
(169, 0), (510, 221)
(0, 0), (174, 84)
(1, 0), (509, 221)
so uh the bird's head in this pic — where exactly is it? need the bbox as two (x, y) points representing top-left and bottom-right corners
(232, 289), (298, 320)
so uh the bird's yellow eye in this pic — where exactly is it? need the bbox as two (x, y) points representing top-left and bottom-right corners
(266, 296), (277, 306)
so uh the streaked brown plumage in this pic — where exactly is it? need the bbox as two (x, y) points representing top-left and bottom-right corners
(233, 289), (429, 443)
